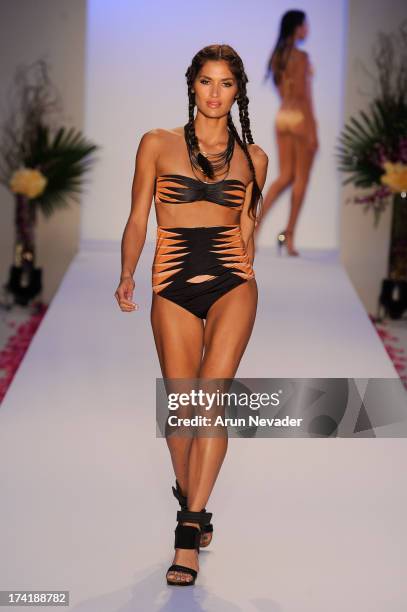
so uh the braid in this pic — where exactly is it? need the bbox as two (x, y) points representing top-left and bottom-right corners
(185, 68), (214, 178)
(230, 81), (263, 222)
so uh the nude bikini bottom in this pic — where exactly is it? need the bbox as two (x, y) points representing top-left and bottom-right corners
(152, 225), (255, 320)
(275, 108), (305, 131)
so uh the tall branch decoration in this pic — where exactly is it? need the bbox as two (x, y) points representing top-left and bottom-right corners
(0, 59), (99, 306)
(336, 20), (407, 284)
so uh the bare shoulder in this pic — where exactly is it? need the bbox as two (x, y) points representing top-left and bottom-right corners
(295, 48), (310, 62)
(137, 128), (160, 153)
(138, 128), (167, 147)
(248, 143), (269, 168)
(137, 127), (179, 158)
(150, 126), (185, 139)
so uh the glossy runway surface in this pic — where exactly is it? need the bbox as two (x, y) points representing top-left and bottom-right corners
(0, 239), (405, 611)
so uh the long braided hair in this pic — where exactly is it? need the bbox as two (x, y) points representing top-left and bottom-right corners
(265, 10), (306, 87)
(185, 44), (263, 222)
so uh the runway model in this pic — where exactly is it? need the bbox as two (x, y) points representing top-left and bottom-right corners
(114, 44), (268, 585)
(255, 9), (318, 256)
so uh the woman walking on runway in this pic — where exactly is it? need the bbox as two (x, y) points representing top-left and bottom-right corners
(115, 44), (268, 586)
(255, 9), (318, 256)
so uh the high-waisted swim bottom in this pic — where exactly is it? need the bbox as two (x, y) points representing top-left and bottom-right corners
(152, 225), (255, 319)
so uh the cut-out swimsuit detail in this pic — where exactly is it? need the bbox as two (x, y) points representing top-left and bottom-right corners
(152, 173), (254, 320)
(155, 174), (246, 209)
(152, 225), (255, 320)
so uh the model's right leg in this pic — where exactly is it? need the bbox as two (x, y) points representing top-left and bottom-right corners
(255, 128), (295, 237)
(284, 133), (317, 253)
(151, 292), (204, 487)
(151, 292), (204, 584)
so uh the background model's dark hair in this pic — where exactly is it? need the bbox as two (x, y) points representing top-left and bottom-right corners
(265, 10), (306, 87)
(184, 43), (263, 222)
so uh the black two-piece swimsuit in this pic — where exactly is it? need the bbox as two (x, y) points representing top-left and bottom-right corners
(152, 173), (255, 319)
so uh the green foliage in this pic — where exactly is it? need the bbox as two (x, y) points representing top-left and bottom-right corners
(336, 98), (407, 189)
(0, 59), (99, 217)
(336, 20), (407, 226)
(26, 124), (100, 218)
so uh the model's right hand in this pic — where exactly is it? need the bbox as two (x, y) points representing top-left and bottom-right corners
(114, 276), (138, 312)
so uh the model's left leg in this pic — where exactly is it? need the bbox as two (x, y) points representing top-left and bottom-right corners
(254, 128), (295, 241)
(151, 293), (206, 584)
(186, 278), (258, 515)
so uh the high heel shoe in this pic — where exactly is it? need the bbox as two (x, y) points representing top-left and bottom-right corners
(276, 229), (299, 257)
(172, 480), (214, 548)
(166, 508), (213, 586)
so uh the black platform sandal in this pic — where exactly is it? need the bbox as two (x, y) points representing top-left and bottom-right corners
(172, 480), (214, 548)
(166, 508), (213, 586)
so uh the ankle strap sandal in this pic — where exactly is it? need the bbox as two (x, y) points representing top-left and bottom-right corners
(176, 508), (212, 527)
(172, 480), (214, 547)
(166, 508), (212, 586)
(172, 480), (187, 508)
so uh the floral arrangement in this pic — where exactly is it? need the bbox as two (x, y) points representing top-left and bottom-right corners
(0, 59), (99, 305)
(0, 59), (99, 215)
(336, 21), (407, 226)
(9, 167), (48, 199)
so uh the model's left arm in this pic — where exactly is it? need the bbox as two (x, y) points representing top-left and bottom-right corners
(240, 145), (269, 264)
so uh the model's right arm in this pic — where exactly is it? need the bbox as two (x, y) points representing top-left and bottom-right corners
(120, 130), (160, 280)
(114, 130), (159, 312)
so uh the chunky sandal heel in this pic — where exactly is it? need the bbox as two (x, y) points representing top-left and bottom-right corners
(172, 480), (214, 548)
(166, 508), (213, 586)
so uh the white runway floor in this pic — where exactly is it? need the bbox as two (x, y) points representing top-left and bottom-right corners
(0, 239), (405, 611)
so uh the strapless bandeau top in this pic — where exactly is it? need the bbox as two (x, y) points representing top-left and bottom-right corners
(154, 174), (246, 209)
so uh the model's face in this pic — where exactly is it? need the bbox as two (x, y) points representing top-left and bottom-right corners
(193, 60), (239, 116)
(296, 19), (308, 41)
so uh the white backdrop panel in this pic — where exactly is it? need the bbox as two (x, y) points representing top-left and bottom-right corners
(82, 0), (346, 249)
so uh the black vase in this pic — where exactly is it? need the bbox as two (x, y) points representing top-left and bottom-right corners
(377, 194), (407, 321)
(378, 278), (407, 320)
(5, 194), (42, 306)
(388, 193), (407, 280)
(5, 264), (42, 306)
